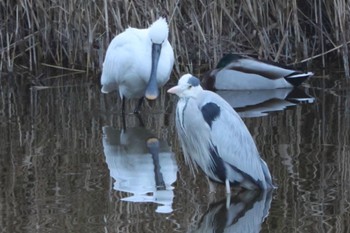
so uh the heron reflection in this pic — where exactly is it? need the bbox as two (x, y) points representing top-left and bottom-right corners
(193, 190), (273, 233)
(102, 126), (178, 213)
(217, 87), (314, 118)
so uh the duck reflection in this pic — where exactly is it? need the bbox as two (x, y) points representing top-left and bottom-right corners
(193, 190), (273, 233)
(102, 126), (178, 213)
(217, 88), (314, 118)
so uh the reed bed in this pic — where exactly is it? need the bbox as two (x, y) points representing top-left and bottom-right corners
(1, 0), (349, 77)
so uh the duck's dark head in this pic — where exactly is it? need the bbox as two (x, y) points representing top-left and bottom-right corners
(200, 69), (219, 91)
(216, 53), (244, 69)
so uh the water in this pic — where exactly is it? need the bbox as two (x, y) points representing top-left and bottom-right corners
(0, 71), (350, 232)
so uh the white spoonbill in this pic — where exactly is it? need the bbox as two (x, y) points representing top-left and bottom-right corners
(201, 53), (314, 90)
(101, 17), (174, 113)
(167, 74), (275, 193)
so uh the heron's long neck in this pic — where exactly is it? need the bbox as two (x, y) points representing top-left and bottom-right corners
(177, 98), (189, 129)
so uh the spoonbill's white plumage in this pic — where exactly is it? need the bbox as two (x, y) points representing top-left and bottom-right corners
(101, 17), (174, 113)
(102, 126), (178, 213)
(201, 53), (314, 90)
(167, 74), (275, 193)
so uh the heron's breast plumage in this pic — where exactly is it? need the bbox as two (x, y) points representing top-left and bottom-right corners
(175, 97), (219, 179)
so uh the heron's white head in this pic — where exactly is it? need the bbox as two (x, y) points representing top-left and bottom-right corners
(167, 74), (203, 98)
(149, 17), (169, 44)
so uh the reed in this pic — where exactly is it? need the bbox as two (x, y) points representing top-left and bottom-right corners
(1, 0), (349, 77)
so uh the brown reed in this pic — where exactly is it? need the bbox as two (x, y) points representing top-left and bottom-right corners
(1, 0), (349, 78)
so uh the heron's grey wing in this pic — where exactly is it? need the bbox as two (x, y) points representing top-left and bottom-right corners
(199, 91), (268, 184)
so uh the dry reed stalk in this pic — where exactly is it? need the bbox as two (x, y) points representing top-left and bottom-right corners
(334, 0), (350, 78)
(1, 0), (349, 78)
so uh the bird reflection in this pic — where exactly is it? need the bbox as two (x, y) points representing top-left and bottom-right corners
(217, 87), (314, 118)
(193, 190), (273, 233)
(102, 126), (178, 213)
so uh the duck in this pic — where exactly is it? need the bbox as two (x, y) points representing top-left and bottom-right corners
(201, 53), (314, 90)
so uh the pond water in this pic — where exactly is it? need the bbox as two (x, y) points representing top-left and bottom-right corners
(0, 70), (350, 233)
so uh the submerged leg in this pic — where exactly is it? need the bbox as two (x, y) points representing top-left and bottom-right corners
(134, 97), (144, 114)
(226, 194), (231, 209)
(225, 179), (231, 209)
(122, 97), (126, 115)
(121, 97), (127, 131)
(225, 179), (231, 195)
(135, 113), (145, 127)
(122, 110), (126, 131)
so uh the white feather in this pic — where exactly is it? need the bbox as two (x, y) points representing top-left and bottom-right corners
(101, 18), (174, 100)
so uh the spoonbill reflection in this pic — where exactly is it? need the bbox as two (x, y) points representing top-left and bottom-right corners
(201, 53), (314, 90)
(102, 126), (178, 213)
(167, 74), (274, 193)
(194, 190), (273, 232)
(101, 17), (174, 113)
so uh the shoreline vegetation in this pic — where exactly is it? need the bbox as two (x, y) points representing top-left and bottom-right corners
(1, 0), (349, 78)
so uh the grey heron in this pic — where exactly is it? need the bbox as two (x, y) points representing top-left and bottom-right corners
(201, 53), (314, 90)
(167, 74), (275, 193)
(101, 17), (174, 114)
